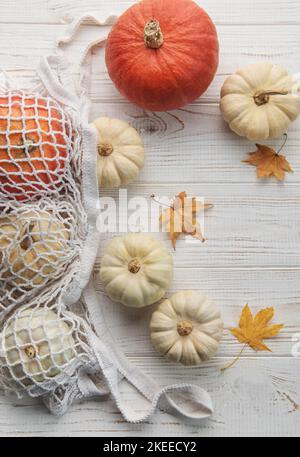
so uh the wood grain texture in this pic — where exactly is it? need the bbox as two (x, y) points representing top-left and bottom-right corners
(0, 358), (299, 437)
(1, 0), (299, 25)
(0, 0), (299, 437)
(97, 184), (300, 268)
(92, 268), (300, 357)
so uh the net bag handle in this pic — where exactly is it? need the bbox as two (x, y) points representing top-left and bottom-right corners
(37, 11), (214, 423)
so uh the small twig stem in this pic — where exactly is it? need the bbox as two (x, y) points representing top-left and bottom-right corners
(276, 133), (288, 155)
(220, 344), (247, 373)
(150, 194), (172, 209)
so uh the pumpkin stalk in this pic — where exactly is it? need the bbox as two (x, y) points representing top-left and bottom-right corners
(144, 19), (164, 49)
(14, 137), (37, 158)
(177, 320), (193, 336)
(253, 90), (288, 106)
(98, 142), (113, 157)
(20, 222), (35, 250)
(24, 345), (37, 359)
(26, 142), (37, 154)
(128, 258), (141, 274)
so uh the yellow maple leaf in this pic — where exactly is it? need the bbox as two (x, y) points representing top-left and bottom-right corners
(230, 304), (284, 351)
(243, 135), (292, 181)
(159, 191), (213, 249)
(222, 304), (283, 372)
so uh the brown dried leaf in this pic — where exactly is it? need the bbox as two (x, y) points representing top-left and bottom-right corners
(159, 191), (213, 249)
(244, 144), (292, 181)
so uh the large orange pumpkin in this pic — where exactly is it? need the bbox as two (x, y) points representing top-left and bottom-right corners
(0, 94), (71, 201)
(105, 0), (219, 111)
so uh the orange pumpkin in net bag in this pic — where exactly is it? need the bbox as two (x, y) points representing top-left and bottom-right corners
(0, 94), (72, 201)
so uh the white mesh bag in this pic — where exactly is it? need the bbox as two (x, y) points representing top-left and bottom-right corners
(0, 13), (214, 423)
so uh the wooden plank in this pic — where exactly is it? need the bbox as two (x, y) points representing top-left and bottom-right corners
(90, 102), (300, 184)
(0, 0), (54, 24)
(89, 65), (300, 106)
(2, 21), (300, 60)
(91, 267), (300, 357)
(0, 357), (299, 436)
(50, 0), (300, 25)
(1, 22), (299, 115)
(0, 23), (299, 75)
(96, 183), (300, 268)
(1, 0), (299, 25)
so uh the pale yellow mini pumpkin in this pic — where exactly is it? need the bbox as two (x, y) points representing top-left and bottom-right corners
(100, 233), (173, 308)
(23, 210), (69, 248)
(150, 290), (223, 366)
(1, 308), (75, 384)
(220, 62), (300, 141)
(0, 216), (17, 263)
(93, 117), (145, 188)
(1, 210), (69, 287)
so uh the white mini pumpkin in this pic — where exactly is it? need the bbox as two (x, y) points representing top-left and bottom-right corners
(1, 308), (75, 384)
(100, 233), (173, 308)
(220, 62), (300, 141)
(92, 117), (145, 188)
(150, 290), (223, 366)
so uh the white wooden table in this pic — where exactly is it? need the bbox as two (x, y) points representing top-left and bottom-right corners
(0, 0), (300, 437)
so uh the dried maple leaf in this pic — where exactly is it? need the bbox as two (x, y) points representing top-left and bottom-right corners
(230, 304), (284, 351)
(244, 135), (292, 181)
(221, 304), (283, 372)
(244, 144), (292, 181)
(158, 191), (213, 249)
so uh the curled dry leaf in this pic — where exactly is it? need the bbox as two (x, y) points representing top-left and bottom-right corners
(156, 191), (213, 249)
(221, 304), (284, 372)
(243, 134), (292, 181)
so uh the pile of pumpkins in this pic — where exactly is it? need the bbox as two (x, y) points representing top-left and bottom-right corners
(92, 0), (300, 366)
(0, 208), (77, 385)
(1, 0), (300, 380)
(92, 115), (223, 366)
(100, 232), (223, 366)
(104, 0), (300, 139)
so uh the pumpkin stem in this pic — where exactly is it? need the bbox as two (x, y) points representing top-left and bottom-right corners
(128, 258), (141, 274)
(20, 236), (31, 250)
(14, 137), (37, 158)
(24, 345), (37, 359)
(98, 142), (113, 157)
(26, 141), (37, 155)
(177, 320), (193, 336)
(20, 222), (35, 250)
(144, 19), (164, 49)
(253, 90), (288, 106)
